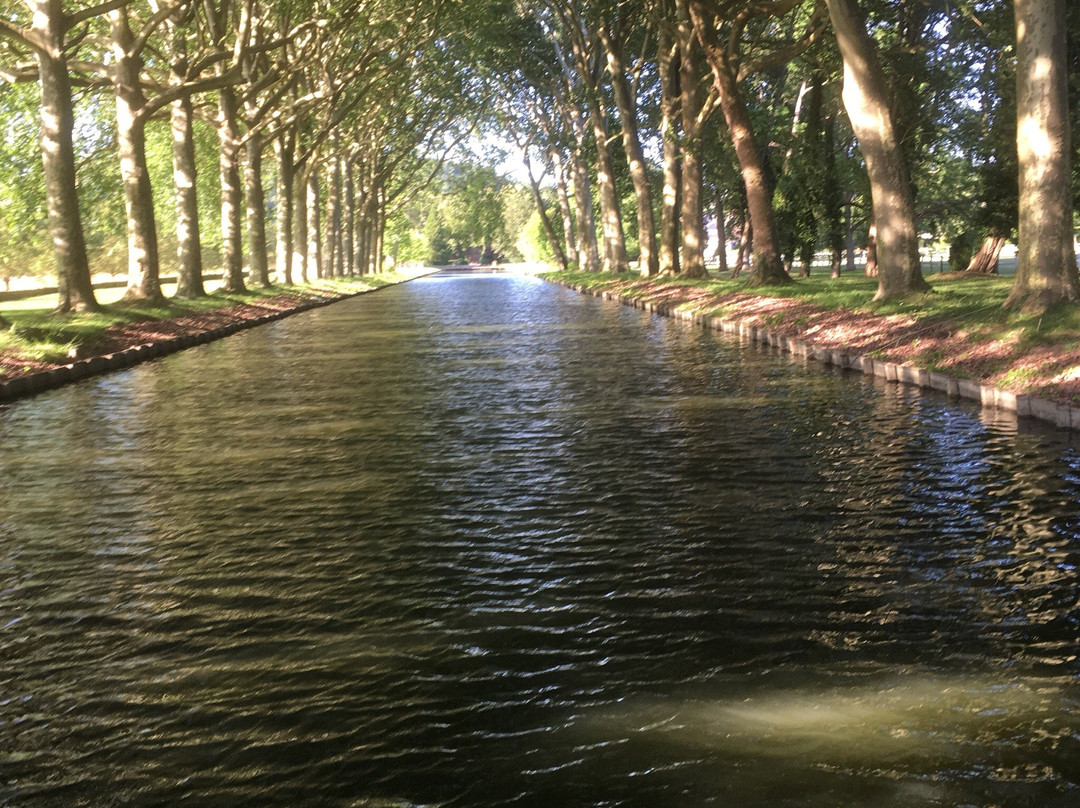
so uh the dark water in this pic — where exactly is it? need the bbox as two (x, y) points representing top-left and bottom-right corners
(2, 271), (1080, 807)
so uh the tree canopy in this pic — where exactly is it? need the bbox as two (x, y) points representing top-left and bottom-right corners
(0, 0), (1077, 312)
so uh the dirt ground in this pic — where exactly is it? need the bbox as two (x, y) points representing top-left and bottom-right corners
(0, 292), (328, 381)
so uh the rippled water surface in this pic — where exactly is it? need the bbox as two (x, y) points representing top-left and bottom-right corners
(3, 271), (1080, 806)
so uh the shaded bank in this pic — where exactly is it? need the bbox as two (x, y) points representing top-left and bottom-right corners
(0, 272), (433, 402)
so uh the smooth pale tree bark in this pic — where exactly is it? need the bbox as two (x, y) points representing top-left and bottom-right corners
(1005, 0), (1079, 312)
(293, 165), (308, 283)
(171, 91), (204, 297)
(344, 160), (355, 276)
(588, 99), (629, 273)
(164, 12), (204, 299)
(306, 168), (322, 278)
(568, 143), (601, 273)
(217, 85), (246, 292)
(601, 23), (657, 275)
(550, 150), (578, 268)
(20, 0), (99, 312)
(109, 8), (163, 304)
(356, 167), (373, 274)
(690, 0), (789, 286)
(826, 0), (929, 300)
(375, 199), (386, 272)
(275, 133), (295, 285)
(323, 154), (338, 277)
(245, 131), (271, 287)
(657, 24), (680, 276)
(357, 194), (373, 275)
(676, 0), (707, 278)
(553, 4), (627, 273)
(329, 156), (344, 278)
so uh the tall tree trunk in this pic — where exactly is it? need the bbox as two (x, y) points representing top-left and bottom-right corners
(657, 25), (681, 276)
(569, 145), (601, 273)
(587, 97), (629, 273)
(355, 180), (373, 276)
(166, 17), (203, 299)
(32, 0), (99, 312)
(967, 235), (1005, 274)
(357, 202), (372, 276)
(375, 196), (386, 273)
(275, 133), (295, 285)
(343, 159), (355, 276)
(293, 166), (308, 283)
(676, 0), (707, 278)
(715, 191), (728, 275)
(690, 1), (788, 286)
(306, 168), (322, 278)
(171, 92), (204, 297)
(1005, 0), (1079, 311)
(245, 132), (271, 287)
(603, 28), (658, 276)
(218, 86), (246, 292)
(325, 155), (341, 277)
(110, 9), (163, 304)
(826, 0), (929, 300)
(551, 150), (578, 268)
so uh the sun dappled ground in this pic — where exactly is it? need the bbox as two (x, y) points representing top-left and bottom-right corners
(547, 271), (1080, 407)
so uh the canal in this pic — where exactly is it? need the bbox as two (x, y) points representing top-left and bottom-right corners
(2, 270), (1080, 806)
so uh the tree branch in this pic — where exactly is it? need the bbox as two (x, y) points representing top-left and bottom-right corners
(65, 0), (129, 31)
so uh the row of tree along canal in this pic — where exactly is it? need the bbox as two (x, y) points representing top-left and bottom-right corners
(0, 0), (1076, 326)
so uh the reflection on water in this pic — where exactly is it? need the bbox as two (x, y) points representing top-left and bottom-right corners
(1, 272), (1080, 806)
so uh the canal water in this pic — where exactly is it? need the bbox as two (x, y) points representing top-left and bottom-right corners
(2, 270), (1080, 807)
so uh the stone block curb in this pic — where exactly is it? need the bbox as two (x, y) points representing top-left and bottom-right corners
(553, 278), (1080, 434)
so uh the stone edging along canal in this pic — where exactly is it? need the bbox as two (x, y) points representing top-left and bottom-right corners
(0, 278), (416, 405)
(550, 278), (1080, 433)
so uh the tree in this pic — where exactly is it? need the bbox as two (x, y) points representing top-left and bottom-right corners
(689, 0), (821, 285)
(653, 5), (681, 275)
(825, 0), (929, 300)
(0, 0), (102, 312)
(1005, 0), (1079, 312)
(547, 0), (630, 273)
(675, 0), (711, 278)
(599, 4), (659, 275)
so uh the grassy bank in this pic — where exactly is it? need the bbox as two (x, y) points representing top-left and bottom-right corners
(543, 270), (1080, 405)
(0, 271), (426, 368)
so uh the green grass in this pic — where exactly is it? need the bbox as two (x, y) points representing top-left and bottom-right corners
(0, 272), (423, 365)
